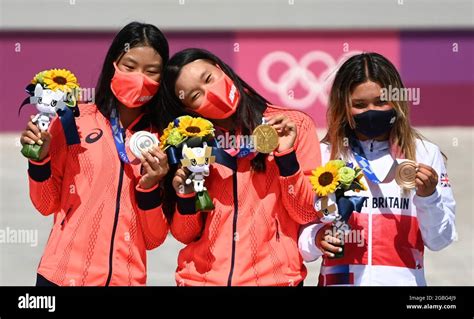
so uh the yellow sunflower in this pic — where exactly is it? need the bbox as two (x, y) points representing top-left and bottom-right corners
(177, 116), (214, 138)
(159, 122), (174, 148)
(31, 71), (47, 85)
(309, 164), (340, 197)
(42, 69), (79, 92)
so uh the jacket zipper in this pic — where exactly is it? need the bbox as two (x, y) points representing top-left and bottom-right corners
(275, 219), (280, 242)
(60, 207), (72, 228)
(227, 166), (239, 286)
(105, 133), (126, 286)
(368, 203), (373, 285)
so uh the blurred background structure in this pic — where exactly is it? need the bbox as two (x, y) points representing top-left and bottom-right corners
(0, 0), (472, 286)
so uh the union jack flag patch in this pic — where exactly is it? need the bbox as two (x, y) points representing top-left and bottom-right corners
(440, 173), (451, 187)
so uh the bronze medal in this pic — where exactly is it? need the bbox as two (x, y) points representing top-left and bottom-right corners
(253, 124), (279, 154)
(395, 160), (417, 189)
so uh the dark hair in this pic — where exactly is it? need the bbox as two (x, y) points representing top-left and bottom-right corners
(159, 48), (270, 171)
(95, 21), (169, 123)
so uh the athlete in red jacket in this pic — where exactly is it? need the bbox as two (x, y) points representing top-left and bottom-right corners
(20, 22), (171, 286)
(159, 48), (322, 286)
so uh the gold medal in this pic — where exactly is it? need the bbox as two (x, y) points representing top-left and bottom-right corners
(253, 124), (279, 154)
(395, 160), (417, 189)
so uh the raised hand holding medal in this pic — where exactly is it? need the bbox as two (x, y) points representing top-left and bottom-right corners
(130, 131), (159, 159)
(395, 160), (417, 190)
(253, 119), (279, 154)
(129, 131), (169, 190)
(394, 160), (438, 197)
(414, 162), (438, 197)
(254, 114), (297, 154)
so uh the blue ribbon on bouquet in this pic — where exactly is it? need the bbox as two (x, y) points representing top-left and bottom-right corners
(56, 107), (80, 145)
(336, 194), (367, 222)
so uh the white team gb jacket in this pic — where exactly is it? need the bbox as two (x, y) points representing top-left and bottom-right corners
(298, 138), (456, 286)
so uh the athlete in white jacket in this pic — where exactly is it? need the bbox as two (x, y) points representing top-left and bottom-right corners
(299, 139), (456, 286)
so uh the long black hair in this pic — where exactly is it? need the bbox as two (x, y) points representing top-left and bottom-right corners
(159, 48), (270, 172)
(95, 21), (169, 126)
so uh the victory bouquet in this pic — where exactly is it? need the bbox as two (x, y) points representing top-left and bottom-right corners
(19, 68), (81, 160)
(310, 160), (368, 257)
(160, 116), (216, 212)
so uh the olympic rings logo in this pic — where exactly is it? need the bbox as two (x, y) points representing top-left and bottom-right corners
(258, 50), (361, 109)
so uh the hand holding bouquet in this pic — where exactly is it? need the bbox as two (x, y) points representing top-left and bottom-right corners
(309, 160), (368, 257)
(19, 68), (81, 161)
(161, 116), (216, 212)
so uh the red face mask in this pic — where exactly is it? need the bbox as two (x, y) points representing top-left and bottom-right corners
(193, 72), (240, 119)
(110, 63), (160, 108)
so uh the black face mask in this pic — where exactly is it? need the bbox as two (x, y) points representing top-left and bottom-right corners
(353, 109), (397, 139)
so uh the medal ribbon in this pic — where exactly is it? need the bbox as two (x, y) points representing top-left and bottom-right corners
(110, 108), (131, 164)
(349, 137), (382, 184)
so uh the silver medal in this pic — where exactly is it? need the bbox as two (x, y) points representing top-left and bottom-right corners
(129, 131), (159, 158)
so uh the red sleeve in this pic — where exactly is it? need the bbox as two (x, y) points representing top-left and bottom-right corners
(274, 112), (322, 224)
(27, 117), (67, 216)
(170, 192), (205, 244)
(135, 184), (170, 250)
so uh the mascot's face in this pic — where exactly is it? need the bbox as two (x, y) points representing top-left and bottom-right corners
(181, 142), (215, 173)
(33, 84), (66, 115)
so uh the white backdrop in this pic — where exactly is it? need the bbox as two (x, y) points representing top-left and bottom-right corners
(1, 0), (473, 31)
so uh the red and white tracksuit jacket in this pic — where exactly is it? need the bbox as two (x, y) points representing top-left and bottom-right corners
(298, 139), (456, 286)
(27, 104), (168, 286)
(170, 105), (322, 286)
